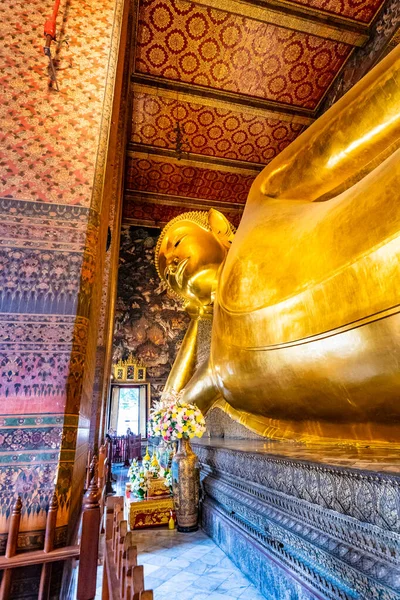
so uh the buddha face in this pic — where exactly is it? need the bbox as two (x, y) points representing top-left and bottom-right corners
(157, 219), (228, 307)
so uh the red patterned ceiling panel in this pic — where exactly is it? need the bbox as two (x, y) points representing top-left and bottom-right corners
(126, 156), (255, 203)
(136, 0), (351, 109)
(123, 198), (242, 227)
(283, 0), (384, 24)
(132, 93), (304, 164)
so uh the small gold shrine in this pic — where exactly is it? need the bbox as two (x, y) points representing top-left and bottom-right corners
(112, 353), (147, 382)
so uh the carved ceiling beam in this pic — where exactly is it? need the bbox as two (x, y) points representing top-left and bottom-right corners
(124, 190), (245, 212)
(190, 0), (369, 46)
(132, 74), (315, 124)
(128, 144), (264, 173)
(132, 82), (313, 126)
(122, 217), (163, 227)
(129, 149), (262, 176)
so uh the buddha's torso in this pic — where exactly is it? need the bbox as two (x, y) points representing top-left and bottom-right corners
(207, 150), (400, 443)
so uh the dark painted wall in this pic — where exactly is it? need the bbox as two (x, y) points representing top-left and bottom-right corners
(112, 225), (190, 404)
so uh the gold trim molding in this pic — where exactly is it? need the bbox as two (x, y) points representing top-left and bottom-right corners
(132, 74), (315, 121)
(129, 143), (263, 172)
(132, 83), (314, 126)
(191, 0), (368, 46)
(124, 191), (245, 212)
(130, 150), (260, 176)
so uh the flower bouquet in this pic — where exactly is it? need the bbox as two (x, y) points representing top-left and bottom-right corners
(130, 469), (148, 499)
(148, 390), (206, 532)
(127, 458), (139, 483)
(148, 391), (206, 442)
(147, 401), (165, 439)
(162, 467), (172, 493)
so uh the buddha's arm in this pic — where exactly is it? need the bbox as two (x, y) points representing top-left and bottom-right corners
(163, 317), (199, 394)
(252, 45), (400, 204)
(180, 358), (221, 413)
(164, 317), (220, 411)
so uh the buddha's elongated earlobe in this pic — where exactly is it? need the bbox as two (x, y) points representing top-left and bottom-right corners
(208, 208), (235, 249)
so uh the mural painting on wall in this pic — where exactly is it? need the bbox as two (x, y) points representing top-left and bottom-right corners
(113, 226), (189, 402)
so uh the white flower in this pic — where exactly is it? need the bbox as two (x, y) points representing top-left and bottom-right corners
(148, 389), (206, 443)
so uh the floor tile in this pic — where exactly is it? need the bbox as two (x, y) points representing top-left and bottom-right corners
(215, 574), (251, 595)
(142, 563), (161, 577)
(185, 561), (210, 575)
(148, 566), (182, 582)
(95, 498), (266, 600)
(207, 593), (237, 600)
(167, 557), (192, 569)
(140, 552), (172, 566)
(184, 547), (214, 559)
(168, 571), (200, 584)
(206, 566), (235, 581)
(239, 587), (269, 600)
(191, 576), (222, 592)
(156, 579), (193, 594)
(143, 576), (165, 590)
(223, 571), (252, 585)
(218, 557), (236, 569)
(169, 591), (210, 600)
(199, 552), (224, 565)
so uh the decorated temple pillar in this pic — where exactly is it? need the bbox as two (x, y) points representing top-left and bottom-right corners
(0, 0), (133, 561)
(88, 0), (136, 451)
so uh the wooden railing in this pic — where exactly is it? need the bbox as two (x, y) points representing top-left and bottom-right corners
(102, 497), (153, 600)
(0, 444), (153, 599)
(0, 448), (108, 600)
(108, 435), (142, 466)
(87, 444), (108, 528)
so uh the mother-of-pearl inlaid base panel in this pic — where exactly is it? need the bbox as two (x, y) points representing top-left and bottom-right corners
(196, 439), (400, 600)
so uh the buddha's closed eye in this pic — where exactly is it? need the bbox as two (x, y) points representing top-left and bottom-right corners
(174, 234), (186, 249)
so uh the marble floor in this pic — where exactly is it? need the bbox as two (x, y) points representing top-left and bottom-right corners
(128, 527), (266, 600)
(94, 465), (265, 599)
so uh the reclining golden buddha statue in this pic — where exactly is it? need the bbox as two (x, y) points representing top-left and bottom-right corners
(156, 45), (400, 447)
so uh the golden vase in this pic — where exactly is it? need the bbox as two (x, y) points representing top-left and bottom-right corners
(171, 438), (199, 532)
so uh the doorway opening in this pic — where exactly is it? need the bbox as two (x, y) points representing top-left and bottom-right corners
(108, 383), (149, 438)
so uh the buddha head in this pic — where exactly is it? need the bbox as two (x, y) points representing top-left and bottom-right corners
(155, 209), (235, 310)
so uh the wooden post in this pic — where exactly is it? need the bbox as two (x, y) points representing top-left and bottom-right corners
(105, 439), (115, 496)
(98, 445), (107, 534)
(130, 565), (144, 600)
(115, 520), (127, 567)
(77, 478), (101, 600)
(85, 450), (92, 491)
(90, 455), (98, 487)
(38, 492), (59, 600)
(0, 497), (22, 600)
(121, 543), (137, 599)
(137, 435), (142, 461)
(101, 498), (154, 600)
(125, 583), (132, 600)
(98, 445), (107, 490)
(101, 558), (110, 600)
(119, 531), (133, 581)
(124, 436), (130, 467)
(112, 508), (123, 554)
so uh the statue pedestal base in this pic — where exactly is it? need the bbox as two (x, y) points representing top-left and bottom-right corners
(125, 495), (174, 530)
(194, 438), (400, 600)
